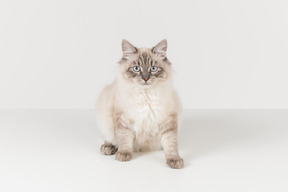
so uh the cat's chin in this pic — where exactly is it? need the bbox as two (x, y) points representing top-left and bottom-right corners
(138, 82), (153, 87)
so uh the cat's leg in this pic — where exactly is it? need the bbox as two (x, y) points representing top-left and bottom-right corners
(98, 115), (118, 155)
(114, 115), (134, 162)
(159, 114), (184, 169)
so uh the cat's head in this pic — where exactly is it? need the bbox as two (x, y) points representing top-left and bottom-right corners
(118, 39), (172, 87)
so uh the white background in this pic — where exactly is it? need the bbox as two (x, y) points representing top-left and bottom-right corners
(1, 1), (288, 192)
(1, 0), (288, 109)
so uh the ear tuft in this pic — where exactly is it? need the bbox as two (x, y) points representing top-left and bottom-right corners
(122, 39), (137, 59)
(152, 39), (167, 57)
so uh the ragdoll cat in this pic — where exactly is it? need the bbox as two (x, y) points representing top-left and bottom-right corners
(96, 39), (183, 169)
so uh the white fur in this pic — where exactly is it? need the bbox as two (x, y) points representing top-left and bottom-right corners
(96, 55), (181, 152)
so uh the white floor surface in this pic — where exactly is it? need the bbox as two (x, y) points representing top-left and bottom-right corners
(0, 109), (287, 192)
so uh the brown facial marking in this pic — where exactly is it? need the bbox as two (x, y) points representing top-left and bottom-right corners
(126, 68), (137, 78)
(122, 48), (170, 84)
(153, 69), (165, 78)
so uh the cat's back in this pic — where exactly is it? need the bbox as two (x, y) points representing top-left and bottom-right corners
(96, 80), (117, 116)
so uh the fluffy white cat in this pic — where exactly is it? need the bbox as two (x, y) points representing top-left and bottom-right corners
(96, 39), (183, 169)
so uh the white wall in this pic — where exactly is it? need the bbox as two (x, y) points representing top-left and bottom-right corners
(0, 0), (287, 109)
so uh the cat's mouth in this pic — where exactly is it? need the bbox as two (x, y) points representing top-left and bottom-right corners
(140, 82), (152, 86)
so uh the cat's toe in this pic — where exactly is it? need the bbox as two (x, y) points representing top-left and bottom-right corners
(101, 143), (118, 155)
(115, 151), (132, 161)
(166, 157), (184, 169)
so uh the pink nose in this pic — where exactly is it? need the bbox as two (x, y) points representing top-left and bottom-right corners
(143, 77), (149, 81)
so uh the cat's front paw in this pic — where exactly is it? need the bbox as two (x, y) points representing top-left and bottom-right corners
(115, 151), (132, 162)
(101, 143), (118, 155)
(166, 157), (184, 169)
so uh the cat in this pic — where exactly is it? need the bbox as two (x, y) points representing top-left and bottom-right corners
(96, 39), (183, 169)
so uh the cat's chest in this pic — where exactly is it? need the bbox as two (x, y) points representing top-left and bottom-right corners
(129, 91), (163, 117)
(126, 91), (164, 137)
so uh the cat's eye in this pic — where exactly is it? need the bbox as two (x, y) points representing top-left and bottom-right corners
(133, 66), (140, 72)
(151, 66), (158, 72)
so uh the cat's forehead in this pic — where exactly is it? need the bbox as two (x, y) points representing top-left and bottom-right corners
(137, 48), (152, 57)
(133, 48), (155, 66)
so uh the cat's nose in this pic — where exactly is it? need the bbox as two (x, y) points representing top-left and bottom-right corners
(143, 76), (149, 82)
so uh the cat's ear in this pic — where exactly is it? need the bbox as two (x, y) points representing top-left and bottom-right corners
(152, 39), (167, 58)
(122, 39), (137, 59)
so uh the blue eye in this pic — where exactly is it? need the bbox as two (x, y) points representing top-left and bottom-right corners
(151, 66), (158, 72)
(133, 66), (140, 72)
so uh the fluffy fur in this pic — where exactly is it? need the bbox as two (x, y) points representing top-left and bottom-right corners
(96, 39), (184, 169)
